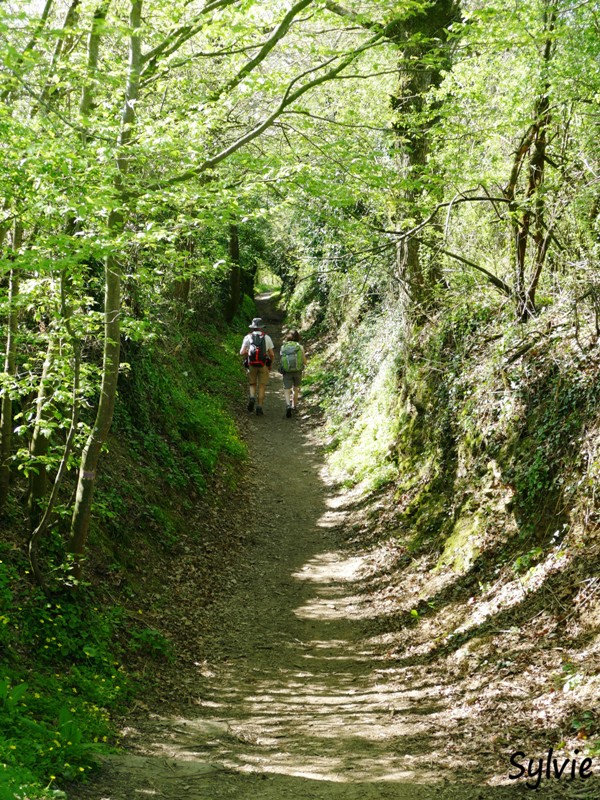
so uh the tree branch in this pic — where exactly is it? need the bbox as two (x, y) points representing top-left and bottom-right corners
(281, 108), (392, 132)
(1, 0), (54, 101)
(5, 67), (115, 143)
(140, 23), (392, 194)
(323, 1), (383, 33)
(278, 121), (374, 187)
(139, 41), (263, 88)
(209, 0), (314, 102)
(140, 0), (239, 77)
(418, 238), (512, 296)
(376, 194), (514, 239)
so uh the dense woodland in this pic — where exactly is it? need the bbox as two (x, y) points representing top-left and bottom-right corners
(1, 0), (600, 797)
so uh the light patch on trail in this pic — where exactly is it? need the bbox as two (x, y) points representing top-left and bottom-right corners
(293, 552), (364, 583)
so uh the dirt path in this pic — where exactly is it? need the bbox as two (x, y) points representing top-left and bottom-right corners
(71, 298), (565, 800)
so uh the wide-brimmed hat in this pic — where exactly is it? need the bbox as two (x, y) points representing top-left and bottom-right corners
(249, 318), (265, 330)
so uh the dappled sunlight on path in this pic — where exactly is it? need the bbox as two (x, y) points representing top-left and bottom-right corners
(130, 529), (464, 791)
(100, 513), (535, 797)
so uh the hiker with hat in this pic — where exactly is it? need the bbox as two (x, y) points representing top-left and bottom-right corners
(240, 318), (275, 416)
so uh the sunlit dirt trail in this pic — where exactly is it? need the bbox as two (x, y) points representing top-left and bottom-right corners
(72, 297), (573, 800)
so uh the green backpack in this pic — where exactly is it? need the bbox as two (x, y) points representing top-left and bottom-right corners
(280, 342), (303, 372)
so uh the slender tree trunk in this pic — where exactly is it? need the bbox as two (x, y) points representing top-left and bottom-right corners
(0, 222), (23, 510)
(28, 0), (110, 522)
(80, 0), (111, 129)
(505, 6), (556, 322)
(69, 0), (142, 579)
(225, 222), (241, 322)
(172, 276), (191, 304)
(28, 336), (56, 527)
(29, 276), (82, 589)
(524, 11), (555, 317)
(29, 0), (112, 545)
(39, 0), (82, 106)
(393, 45), (427, 311)
(23, 0), (55, 55)
(513, 94), (550, 321)
(171, 238), (193, 316)
(1, 0), (55, 101)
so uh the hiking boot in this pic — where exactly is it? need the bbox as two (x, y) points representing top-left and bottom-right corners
(286, 405), (292, 418)
(247, 397), (255, 412)
(255, 406), (264, 416)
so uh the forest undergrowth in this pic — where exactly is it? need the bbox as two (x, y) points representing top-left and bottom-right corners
(0, 298), (254, 800)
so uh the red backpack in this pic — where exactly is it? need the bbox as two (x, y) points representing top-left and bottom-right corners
(247, 332), (267, 367)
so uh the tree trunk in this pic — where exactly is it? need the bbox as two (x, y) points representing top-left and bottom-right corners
(225, 222), (241, 322)
(506, 7), (555, 322)
(68, 0), (142, 579)
(39, 0), (82, 106)
(391, 0), (458, 321)
(171, 237), (193, 316)
(0, 222), (23, 510)
(29, 339), (81, 590)
(68, 221), (122, 578)
(29, 268), (81, 587)
(80, 0), (111, 129)
(30, 1), (108, 519)
(28, 0), (108, 526)
(28, 337), (56, 527)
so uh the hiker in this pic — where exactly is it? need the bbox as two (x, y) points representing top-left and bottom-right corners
(240, 317), (275, 416)
(279, 329), (307, 418)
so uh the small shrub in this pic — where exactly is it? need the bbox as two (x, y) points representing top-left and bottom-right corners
(130, 627), (174, 661)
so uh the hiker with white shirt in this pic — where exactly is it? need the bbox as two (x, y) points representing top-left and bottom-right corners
(240, 317), (275, 416)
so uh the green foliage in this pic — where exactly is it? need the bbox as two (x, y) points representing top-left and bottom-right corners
(570, 710), (597, 736)
(512, 547), (544, 574)
(114, 326), (246, 501)
(129, 627), (174, 662)
(285, 272), (327, 330)
(0, 560), (13, 649)
(3, 0), (600, 787)
(304, 303), (407, 491)
(146, 505), (178, 550)
(235, 294), (257, 328)
(0, 764), (67, 800)
(0, 557), (130, 795)
(254, 267), (283, 294)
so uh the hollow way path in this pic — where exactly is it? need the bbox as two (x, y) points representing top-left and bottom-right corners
(73, 298), (532, 800)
